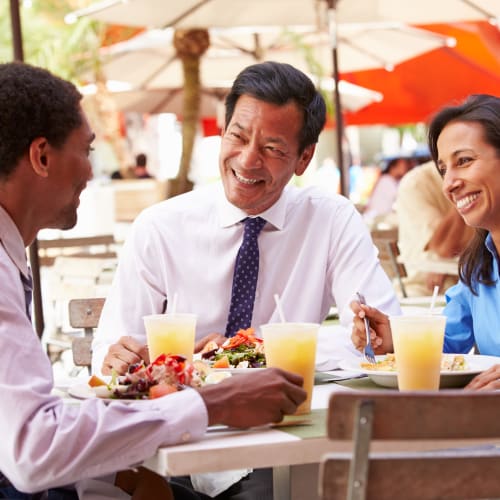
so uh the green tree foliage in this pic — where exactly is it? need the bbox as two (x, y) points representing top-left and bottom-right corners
(0, 0), (102, 83)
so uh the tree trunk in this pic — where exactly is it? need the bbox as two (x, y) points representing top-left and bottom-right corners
(81, 68), (131, 173)
(169, 29), (210, 198)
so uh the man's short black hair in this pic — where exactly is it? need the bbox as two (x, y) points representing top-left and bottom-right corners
(225, 61), (326, 154)
(0, 62), (82, 179)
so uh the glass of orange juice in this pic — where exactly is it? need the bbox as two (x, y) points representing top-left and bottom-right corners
(260, 322), (319, 415)
(390, 314), (446, 391)
(143, 313), (197, 362)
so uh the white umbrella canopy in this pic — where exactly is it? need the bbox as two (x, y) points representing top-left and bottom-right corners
(87, 25), (454, 122)
(96, 25), (452, 89)
(68, 0), (464, 195)
(81, 85), (228, 117)
(68, 0), (500, 28)
(81, 79), (383, 116)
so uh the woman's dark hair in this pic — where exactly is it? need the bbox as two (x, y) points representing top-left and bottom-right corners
(0, 62), (82, 180)
(224, 61), (326, 154)
(428, 94), (500, 294)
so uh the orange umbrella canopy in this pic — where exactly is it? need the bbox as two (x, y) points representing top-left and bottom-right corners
(342, 21), (500, 126)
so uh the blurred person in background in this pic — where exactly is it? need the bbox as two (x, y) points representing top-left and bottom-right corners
(133, 153), (152, 179)
(111, 153), (152, 179)
(363, 155), (412, 226)
(396, 160), (473, 296)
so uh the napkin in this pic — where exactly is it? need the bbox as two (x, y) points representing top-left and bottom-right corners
(190, 469), (252, 497)
(315, 324), (361, 371)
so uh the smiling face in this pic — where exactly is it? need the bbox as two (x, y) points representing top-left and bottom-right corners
(219, 95), (315, 215)
(437, 120), (500, 236)
(43, 110), (95, 230)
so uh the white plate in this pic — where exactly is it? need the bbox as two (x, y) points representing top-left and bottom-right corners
(338, 354), (500, 389)
(67, 383), (148, 403)
(212, 367), (266, 374)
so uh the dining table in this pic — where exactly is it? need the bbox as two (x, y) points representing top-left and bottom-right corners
(138, 370), (499, 500)
(57, 357), (500, 500)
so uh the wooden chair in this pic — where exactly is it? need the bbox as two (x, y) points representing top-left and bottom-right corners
(68, 297), (105, 372)
(320, 391), (500, 500)
(371, 228), (408, 298)
(38, 234), (117, 267)
(67, 298), (175, 500)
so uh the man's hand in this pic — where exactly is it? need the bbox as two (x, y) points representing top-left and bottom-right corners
(465, 364), (500, 391)
(101, 336), (150, 375)
(199, 368), (307, 427)
(350, 300), (393, 354)
(194, 333), (227, 353)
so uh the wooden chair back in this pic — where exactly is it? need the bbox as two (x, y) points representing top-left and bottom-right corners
(320, 391), (500, 500)
(370, 228), (407, 297)
(38, 234), (117, 266)
(68, 298), (105, 370)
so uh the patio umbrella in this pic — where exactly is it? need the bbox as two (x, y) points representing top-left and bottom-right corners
(94, 25), (450, 87)
(342, 21), (500, 126)
(81, 79), (383, 116)
(68, 0), (500, 28)
(80, 22), (449, 193)
(83, 26), (392, 115)
(70, 1), (465, 196)
(82, 86), (228, 117)
(68, 0), (500, 194)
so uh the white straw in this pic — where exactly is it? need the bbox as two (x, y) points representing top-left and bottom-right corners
(274, 294), (286, 322)
(429, 285), (439, 313)
(170, 292), (178, 314)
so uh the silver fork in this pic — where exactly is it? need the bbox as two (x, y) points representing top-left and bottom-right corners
(356, 292), (377, 364)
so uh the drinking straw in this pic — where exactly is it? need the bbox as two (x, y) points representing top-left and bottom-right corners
(274, 294), (286, 322)
(429, 285), (439, 313)
(170, 292), (178, 314)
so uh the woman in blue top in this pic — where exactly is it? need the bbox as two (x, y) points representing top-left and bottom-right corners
(351, 94), (500, 390)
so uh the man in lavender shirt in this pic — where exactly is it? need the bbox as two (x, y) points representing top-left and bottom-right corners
(0, 62), (306, 499)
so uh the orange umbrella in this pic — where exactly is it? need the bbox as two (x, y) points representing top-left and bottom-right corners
(342, 21), (500, 125)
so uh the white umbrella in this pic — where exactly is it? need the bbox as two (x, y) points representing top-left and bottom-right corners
(67, 0), (500, 28)
(96, 25), (452, 87)
(68, 0), (459, 195)
(86, 26), (394, 115)
(81, 79), (383, 117)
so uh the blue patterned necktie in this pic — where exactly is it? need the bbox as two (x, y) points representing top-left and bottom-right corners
(225, 217), (266, 337)
(20, 269), (33, 321)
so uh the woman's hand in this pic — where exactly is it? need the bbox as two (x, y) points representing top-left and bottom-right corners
(465, 364), (500, 390)
(350, 300), (394, 354)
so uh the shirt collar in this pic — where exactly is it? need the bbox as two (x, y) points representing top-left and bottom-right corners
(0, 204), (29, 277)
(217, 183), (290, 230)
(485, 233), (500, 278)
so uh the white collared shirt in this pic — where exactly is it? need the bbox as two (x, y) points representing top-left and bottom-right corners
(93, 183), (401, 372)
(0, 205), (207, 492)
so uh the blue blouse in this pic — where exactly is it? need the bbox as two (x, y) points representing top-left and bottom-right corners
(443, 233), (500, 355)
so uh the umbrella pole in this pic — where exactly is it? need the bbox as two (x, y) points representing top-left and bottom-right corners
(9, 0), (45, 338)
(327, 0), (349, 198)
(10, 0), (23, 60)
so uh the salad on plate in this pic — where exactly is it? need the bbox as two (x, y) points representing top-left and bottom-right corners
(88, 353), (204, 400)
(201, 328), (266, 369)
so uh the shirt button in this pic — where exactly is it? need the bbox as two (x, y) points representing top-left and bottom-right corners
(181, 432), (191, 442)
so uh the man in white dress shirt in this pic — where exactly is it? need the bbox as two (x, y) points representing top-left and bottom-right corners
(0, 62), (307, 500)
(94, 62), (401, 499)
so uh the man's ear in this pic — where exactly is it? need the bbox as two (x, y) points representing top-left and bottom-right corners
(29, 137), (50, 178)
(295, 144), (316, 176)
